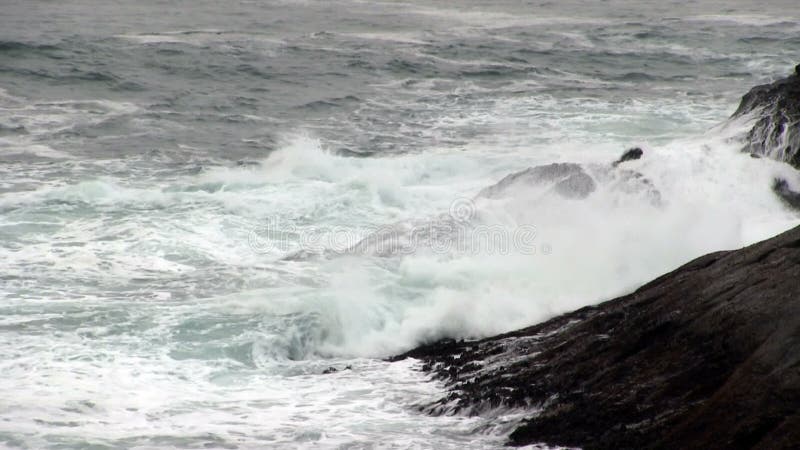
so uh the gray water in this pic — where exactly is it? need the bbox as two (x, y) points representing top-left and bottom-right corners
(1, 1), (799, 448)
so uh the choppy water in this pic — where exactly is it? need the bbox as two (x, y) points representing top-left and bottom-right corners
(1, 0), (800, 448)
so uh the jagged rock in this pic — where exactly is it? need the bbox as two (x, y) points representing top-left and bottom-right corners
(391, 225), (800, 449)
(732, 65), (800, 168)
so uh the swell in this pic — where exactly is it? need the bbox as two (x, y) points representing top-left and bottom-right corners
(0, 40), (62, 54)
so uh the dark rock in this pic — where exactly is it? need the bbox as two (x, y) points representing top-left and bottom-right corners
(731, 65), (800, 168)
(478, 163), (597, 200)
(772, 178), (800, 210)
(612, 147), (644, 167)
(392, 225), (800, 449)
(322, 365), (353, 375)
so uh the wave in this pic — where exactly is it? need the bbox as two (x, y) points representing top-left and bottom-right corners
(194, 128), (800, 358)
(0, 40), (61, 54)
(4, 96), (799, 364)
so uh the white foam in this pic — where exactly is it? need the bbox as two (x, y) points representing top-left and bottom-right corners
(235, 128), (799, 358)
(0, 325), (510, 448)
(3, 11), (800, 445)
(343, 32), (429, 46)
(684, 14), (798, 27)
(7, 125), (796, 360)
(408, 6), (614, 29)
(116, 31), (284, 49)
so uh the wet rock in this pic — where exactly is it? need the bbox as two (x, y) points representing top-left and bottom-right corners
(612, 147), (644, 167)
(772, 178), (800, 210)
(731, 64), (800, 168)
(552, 170), (596, 199)
(477, 157), (659, 205)
(321, 365), (353, 375)
(478, 163), (597, 200)
(392, 225), (800, 449)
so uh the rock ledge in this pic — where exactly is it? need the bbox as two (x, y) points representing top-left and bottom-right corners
(392, 225), (800, 449)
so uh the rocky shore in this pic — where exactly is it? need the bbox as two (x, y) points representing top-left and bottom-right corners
(392, 224), (800, 449)
(391, 67), (800, 449)
(733, 64), (800, 169)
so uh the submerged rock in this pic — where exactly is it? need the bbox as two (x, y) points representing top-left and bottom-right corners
(732, 64), (800, 168)
(478, 163), (597, 200)
(343, 216), (465, 257)
(610, 168), (662, 206)
(478, 156), (660, 206)
(392, 225), (800, 449)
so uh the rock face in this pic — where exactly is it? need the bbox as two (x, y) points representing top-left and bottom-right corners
(732, 65), (800, 168)
(391, 225), (800, 449)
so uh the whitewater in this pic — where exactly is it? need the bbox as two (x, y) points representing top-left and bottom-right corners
(1, 0), (800, 448)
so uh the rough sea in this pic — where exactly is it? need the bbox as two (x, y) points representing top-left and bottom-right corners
(2, 0), (799, 448)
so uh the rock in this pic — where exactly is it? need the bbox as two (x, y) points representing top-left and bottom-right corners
(612, 147), (644, 167)
(772, 178), (800, 210)
(322, 365), (353, 375)
(552, 170), (596, 199)
(391, 225), (800, 449)
(477, 153), (660, 204)
(478, 163), (597, 200)
(731, 65), (800, 168)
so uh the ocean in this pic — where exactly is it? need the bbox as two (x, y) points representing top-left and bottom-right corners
(1, 0), (799, 448)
